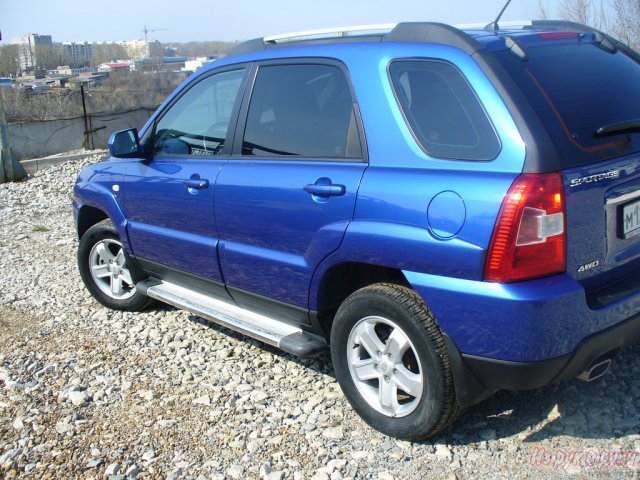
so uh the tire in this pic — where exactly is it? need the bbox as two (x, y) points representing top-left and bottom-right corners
(330, 283), (462, 440)
(78, 220), (151, 311)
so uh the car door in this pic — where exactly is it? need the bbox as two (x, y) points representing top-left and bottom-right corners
(120, 67), (247, 293)
(215, 61), (367, 315)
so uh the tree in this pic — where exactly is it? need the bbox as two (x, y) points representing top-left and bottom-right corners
(34, 44), (72, 71)
(170, 41), (238, 58)
(91, 43), (129, 66)
(558, 0), (607, 29)
(611, 0), (640, 50)
(0, 45), (19, 77)
(535, 0), (640, 52)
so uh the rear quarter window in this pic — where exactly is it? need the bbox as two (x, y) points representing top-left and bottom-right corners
(389, 60), (501, 161)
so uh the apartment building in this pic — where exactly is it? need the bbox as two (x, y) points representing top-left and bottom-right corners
(11, 33), (53, 71)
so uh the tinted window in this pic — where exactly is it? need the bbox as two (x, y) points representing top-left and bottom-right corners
(153, 69), (244, 157)
(242, 64), (360, 158)
(494, 43), (640, 166)
(389, 60), (501, 161)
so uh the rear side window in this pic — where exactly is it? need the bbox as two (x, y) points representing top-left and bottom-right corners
(242, 64), (361, 158)
(494, 42), (640, 166)
(389, 60), (501, 161)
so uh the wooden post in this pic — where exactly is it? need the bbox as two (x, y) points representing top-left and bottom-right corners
(0, 87), (26, 183)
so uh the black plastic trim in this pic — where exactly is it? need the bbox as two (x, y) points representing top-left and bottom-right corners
(443, 335), (497, 407)
(460, 311), (640, 391)
(230, 38), (265, 55)
(472, 50), (562, 173)
(462, 352), (569, 391)
(280, 332), (328, 357)
(383, 22), (483, 55)
(135, 257), (232, 302)
(227, 285), (311, 326)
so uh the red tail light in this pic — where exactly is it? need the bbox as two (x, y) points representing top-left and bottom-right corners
(484, 173), (566, 283)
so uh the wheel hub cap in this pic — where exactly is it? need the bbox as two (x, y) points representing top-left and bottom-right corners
(88, 239), (136, 300)
(347, 316), (424, 418)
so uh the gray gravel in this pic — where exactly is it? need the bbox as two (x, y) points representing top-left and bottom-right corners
(0, 154), (639, 479)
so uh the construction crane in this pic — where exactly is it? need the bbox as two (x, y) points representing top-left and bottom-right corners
(143, 25), (168, 43)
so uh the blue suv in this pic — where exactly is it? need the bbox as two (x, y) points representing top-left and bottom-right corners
(73, 21), (640, 439)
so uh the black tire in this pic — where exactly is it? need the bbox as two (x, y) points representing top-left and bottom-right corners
(330, 283), (462, 440)
(78, 220), (151, 311)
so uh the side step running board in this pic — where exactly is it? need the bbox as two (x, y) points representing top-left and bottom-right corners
(137, 280), (327, 357)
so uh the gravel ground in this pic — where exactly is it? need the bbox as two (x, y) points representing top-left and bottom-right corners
(0, 154), (639, 479)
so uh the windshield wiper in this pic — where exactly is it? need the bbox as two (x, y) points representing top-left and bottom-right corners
(594, 120), (640, 138)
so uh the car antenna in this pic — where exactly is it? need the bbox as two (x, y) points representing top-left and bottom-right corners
(485, 0), (514, 31)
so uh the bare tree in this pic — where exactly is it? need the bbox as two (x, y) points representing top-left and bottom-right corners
(558, 0), (608, 29)
(91, 44), (129, 66)
(611, 0), (640, 50)
(536, 0), (551, 19)
(34, 44), (72, 71)
(535, 0), (640, 52)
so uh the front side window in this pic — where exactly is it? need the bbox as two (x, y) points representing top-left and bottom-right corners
(153, 69), (244, 157)
(390, 60), (501, 161)
(242, 64), (360, 158)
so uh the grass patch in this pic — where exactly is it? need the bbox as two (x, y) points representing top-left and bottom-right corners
(32, 225), (49, 233)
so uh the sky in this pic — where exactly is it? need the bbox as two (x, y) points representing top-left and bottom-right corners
(0, 0), (609, 44)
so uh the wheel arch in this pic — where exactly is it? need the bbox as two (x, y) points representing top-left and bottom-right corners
(311, 261), (411, 336)
(74, 179), (131, 252)
(76, 205), (109, 240)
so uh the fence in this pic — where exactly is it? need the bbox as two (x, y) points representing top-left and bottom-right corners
(7, 107), (156, 160)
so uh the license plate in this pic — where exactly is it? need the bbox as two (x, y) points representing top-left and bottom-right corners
(622, 199), (640, 239)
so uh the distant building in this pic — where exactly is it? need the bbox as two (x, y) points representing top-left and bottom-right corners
(97, 62), (132, 73)
(47, 65), (97, 76)
(62, 42), (93, 64)
(11, 33), (53, 71)
(68, 73), (107, 89)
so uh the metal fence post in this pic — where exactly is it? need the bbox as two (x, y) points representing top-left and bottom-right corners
(81, 84), (91, 150)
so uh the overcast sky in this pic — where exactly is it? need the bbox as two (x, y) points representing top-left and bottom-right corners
(1, 0), (604, 44)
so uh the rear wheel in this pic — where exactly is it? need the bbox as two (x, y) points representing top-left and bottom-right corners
(78, 220), (151, 311)
(330, 283), (462, 439)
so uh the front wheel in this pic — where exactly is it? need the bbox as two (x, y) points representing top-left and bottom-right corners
(78, 220), (151, 311)
(330, 283), (462, 440)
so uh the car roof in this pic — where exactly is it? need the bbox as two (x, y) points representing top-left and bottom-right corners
(228, 20), (619, 58)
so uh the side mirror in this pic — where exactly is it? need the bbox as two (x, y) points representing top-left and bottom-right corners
(108, 128), (143, 158)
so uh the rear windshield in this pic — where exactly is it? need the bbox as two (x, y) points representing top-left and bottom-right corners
(494, 42), (640, 167)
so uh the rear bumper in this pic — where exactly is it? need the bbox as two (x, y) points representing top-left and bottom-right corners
(445, 311), (640, 406)
(403, 270), (640, 406)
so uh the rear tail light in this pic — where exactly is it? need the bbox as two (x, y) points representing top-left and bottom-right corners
(484, 173), (566, 283)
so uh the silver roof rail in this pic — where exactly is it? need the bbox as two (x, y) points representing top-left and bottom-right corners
(454, 20), (533, 30)
(264, 24), (398, 44)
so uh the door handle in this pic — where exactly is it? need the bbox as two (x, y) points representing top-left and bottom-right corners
(183, 178), (209, 190)
(304, 179), (346, 197)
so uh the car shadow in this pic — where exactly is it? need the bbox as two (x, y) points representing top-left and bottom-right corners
(440, 342), (640, 445)
(180, 310), (639, 445)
